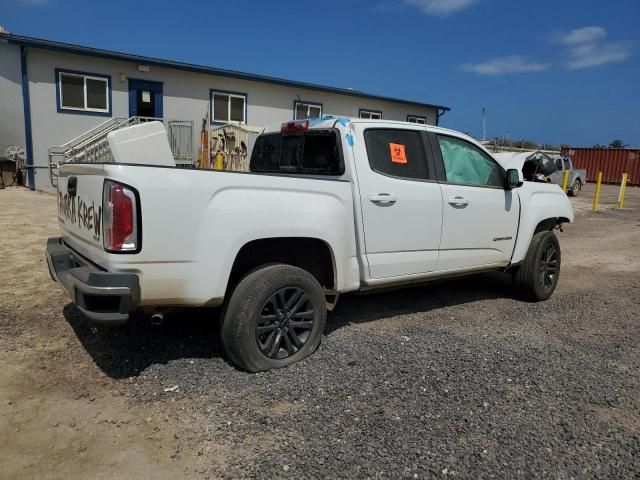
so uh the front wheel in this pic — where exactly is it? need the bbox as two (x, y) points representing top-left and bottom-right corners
(568, 179), (581, 197)
(221, 264), (327, 372)
(512, 231), (561, 301)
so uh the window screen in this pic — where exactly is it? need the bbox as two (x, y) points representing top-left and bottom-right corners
(60, 74), (84, 109)
(251, 130), (342, 175)
(438, 135), (503, 187)
(294, 102), (322, 120)
(59, 72), (109, 112)
(364, 129), (430, 180)
(360, 110), (382, 119)
(213, 94), (229, 121)
(86, 78), (107, 109)
(230, 96), (244, 122)
(212, 92), (246, 123)
(407, 115), (427, 125)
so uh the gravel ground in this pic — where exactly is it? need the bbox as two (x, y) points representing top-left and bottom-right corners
(1, 184), (639, 479)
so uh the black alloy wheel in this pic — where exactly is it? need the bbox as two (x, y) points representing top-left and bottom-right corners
(539, 243), (559, 290)
(256, 287), (314, 359)
(221, 264), (327, 372)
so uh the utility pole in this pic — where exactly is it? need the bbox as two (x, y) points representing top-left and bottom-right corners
(481, 107), (487, 142)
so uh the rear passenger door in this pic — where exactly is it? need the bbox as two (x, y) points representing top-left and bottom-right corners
(352, 125), (443, 279)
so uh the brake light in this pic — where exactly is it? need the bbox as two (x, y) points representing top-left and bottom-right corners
(281, 120), (309, 133)
(103, 180), (139, 252)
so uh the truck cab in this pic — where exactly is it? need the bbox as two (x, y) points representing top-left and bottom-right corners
(46, 117), (574, 371)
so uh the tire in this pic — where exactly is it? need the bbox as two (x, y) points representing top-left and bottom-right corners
(568, 179), (581, 197)
(513, 231), (561, 302)
(221, 264), (327, 372)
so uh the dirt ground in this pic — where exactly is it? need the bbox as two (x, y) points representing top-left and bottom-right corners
(0, 183), (639, 479)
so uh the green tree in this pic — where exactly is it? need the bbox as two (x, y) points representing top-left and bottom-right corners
(592, 144), (606, 148)
(609, 140), (627, 149)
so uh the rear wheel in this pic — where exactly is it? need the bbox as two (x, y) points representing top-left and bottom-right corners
(221, 264), (326, 372)
(513, 231), (561, 301)
(568, 179), (581, 197)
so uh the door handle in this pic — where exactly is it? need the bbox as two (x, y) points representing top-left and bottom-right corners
(448, 196), (469, 207)
(369, 193), (396, 205)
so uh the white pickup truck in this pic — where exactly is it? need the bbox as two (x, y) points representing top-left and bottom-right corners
(46, 117), (574, 371)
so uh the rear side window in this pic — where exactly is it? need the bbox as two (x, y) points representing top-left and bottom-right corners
(555, 158), (563, 170)
(250, 130), (343, 175)
(364, 129), (430, 180)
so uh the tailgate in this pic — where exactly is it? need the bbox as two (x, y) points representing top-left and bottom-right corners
(57, 164), (108, 267)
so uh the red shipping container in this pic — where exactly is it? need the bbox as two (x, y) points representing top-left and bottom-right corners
(560, 148), (640, 186)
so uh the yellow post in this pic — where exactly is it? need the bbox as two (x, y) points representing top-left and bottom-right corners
(617, 173), (628, 209)
(592, 172), (603, 212)
(562, 170), (570, 192)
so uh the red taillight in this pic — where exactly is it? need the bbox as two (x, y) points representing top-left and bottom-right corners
(281, 120), (309, 133)
(103, 180), (139, 252)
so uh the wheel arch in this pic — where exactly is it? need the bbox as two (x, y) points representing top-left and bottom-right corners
(226, 237), (337, 299)
(512, 211), (572, 265)
(534, 216), (571, 234)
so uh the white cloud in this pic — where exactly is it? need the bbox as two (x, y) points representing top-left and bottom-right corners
(559, 26), (607, 46)
(565, 41), (631, 70)
(549, 26), (633, 70)
(460, 25), (631, 75)
(461, 55), (550, 75)
(403, 0), (479, 16)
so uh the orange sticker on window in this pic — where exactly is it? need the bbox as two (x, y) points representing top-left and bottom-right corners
(389, 143), (407, 164)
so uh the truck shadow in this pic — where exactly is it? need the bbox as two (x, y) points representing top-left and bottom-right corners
(64, 271), (514, 379)
(63, 304), (224, 379)
(325, 271), (513, 334)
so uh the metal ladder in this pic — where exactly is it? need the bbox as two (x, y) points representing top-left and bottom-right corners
(48, 117), (193, 188)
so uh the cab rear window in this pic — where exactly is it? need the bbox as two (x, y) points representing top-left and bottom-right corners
(250, 130), (343, 175)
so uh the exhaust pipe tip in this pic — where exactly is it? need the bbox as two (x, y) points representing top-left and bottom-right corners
(150, 312), (164, 326)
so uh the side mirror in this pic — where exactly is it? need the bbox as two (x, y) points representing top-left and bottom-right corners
(506, 168), (523, 189)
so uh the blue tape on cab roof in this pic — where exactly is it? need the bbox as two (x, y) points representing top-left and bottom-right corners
(346, 133), (354, 146)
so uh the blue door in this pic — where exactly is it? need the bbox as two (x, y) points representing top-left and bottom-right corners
(128, 79), (163, 119)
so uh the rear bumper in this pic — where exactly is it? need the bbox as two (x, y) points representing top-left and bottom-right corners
(45, 237), (140, 325)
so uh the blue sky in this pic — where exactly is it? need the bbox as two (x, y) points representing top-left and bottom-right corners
(2, 0), (639, 146)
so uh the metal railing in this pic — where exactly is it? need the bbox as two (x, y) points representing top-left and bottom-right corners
(49, 117), (194, 187)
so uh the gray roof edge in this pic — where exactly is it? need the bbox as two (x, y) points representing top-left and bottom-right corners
(0, 32), (450, 112)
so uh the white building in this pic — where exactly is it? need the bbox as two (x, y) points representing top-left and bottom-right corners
(0, 32), (449, 190)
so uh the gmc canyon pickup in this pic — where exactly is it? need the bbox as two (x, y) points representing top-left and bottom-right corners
(46, 117), (574, 371)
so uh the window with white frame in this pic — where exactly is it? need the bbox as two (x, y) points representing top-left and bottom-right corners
(212, 91), (246, 123)
(294, 101), (322, 120)
(58, 71), (110, 113)
(407, 115), (427, 125)
(359, 110), (382, 120)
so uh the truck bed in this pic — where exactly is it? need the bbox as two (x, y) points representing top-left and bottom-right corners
(56, 163), (360, 307)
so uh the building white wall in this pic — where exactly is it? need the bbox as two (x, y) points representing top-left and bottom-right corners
(0, 43), (26, 158)
(19, 47), (438, 188)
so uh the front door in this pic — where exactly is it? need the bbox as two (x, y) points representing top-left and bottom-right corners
(352, 125), (443, 279)
(434, 134), (519, 271)
(128, 79), (163, 119)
